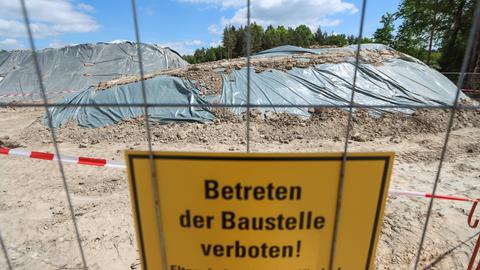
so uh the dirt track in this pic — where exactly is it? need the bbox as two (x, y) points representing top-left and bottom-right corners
(0, 107), (479, 269)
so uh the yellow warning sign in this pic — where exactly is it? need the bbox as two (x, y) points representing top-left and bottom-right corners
(125, 152), (394, 270)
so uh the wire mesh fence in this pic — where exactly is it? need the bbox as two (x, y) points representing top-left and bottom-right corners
(1, 0), (479, 269)
(443, 72), (480, 100)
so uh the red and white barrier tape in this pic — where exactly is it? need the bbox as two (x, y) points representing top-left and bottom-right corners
(0, 90), (77, 99)
(0, 147), (477, 203)
(389, 189), (478, 203)
(0, 147), (125, 169)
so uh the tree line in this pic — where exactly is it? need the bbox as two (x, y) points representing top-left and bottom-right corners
(182, 24), (372, 64)
(183, 0), (478, 74)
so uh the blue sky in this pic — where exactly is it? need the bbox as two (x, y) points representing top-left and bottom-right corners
(0, 0), (400, 54)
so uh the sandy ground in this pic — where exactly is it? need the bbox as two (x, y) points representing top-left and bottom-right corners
(0, 107), (479, 270)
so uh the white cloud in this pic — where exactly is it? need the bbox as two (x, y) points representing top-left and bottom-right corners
(178, 0), (242, 9)
(0, 0), (99, 38)
(0, 38), (25, 50)
(108, 39), (132, 44)
(47, 40), (69, 48)
(77, 3), (95, 13)
(0, 19), (29, 38)
(185, 40), (203, 46)
(179, 0), (357, 30)
(209, 40), (223, 47)
(159, 40), (206, 55)
(208, 24), (222, 35)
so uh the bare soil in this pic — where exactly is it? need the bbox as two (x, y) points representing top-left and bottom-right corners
(0, 107), (479, 269)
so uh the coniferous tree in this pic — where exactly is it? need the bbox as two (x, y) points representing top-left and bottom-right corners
(287, 27), (297, 46)
(263, 25), (280, 49)
(347, 35), (356, 45)
(373, 13), (395, 47)
(223, 26), (237, 59)
(234, 26), (245, 57)
(276, 26), (289, 45)
(325, 33), (348, 47)
(314, 27), (326, 45)
(250, 23), (265, 53)
(183, 1), (477, 74)
(294, 25), (314, 47)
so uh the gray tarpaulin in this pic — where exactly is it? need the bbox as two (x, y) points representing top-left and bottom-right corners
(255, 44), (422, 63)
(222, 46), (466, 116)
(0, 42), (187, 101)
(48, 44), (467, 127)
(48, 76), (213, 128)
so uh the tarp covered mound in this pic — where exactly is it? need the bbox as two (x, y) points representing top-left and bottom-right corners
(48, 76), (213, 128)
(47, 44), (467, 128)
(0, 42), (188, 101)
(255, 44), (421, 63)
(222, 44), (466, 116)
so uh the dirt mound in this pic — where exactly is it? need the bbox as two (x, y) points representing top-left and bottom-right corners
(17, 108), (480, 151)
(93, 47), (406, 96)
(0, 136), (23, 148)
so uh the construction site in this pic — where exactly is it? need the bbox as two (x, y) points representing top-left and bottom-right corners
(1, 0), (480, 270)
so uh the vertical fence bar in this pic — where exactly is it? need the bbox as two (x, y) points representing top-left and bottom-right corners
(245, 0), (252, 153)
(0, 230), (12, 270)
(130, 1), (168, 269)
(328, 1), (368, 269)
(18, 1), (88, 269)
(413, 1), (480, 269)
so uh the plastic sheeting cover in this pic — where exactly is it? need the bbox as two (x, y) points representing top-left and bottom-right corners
(254, 44), (423, 64)
(48, 44), (467, 128)
(221, 58), (466, 116)
(48, 76), (213, 128)
(0, 42), (188, 101)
